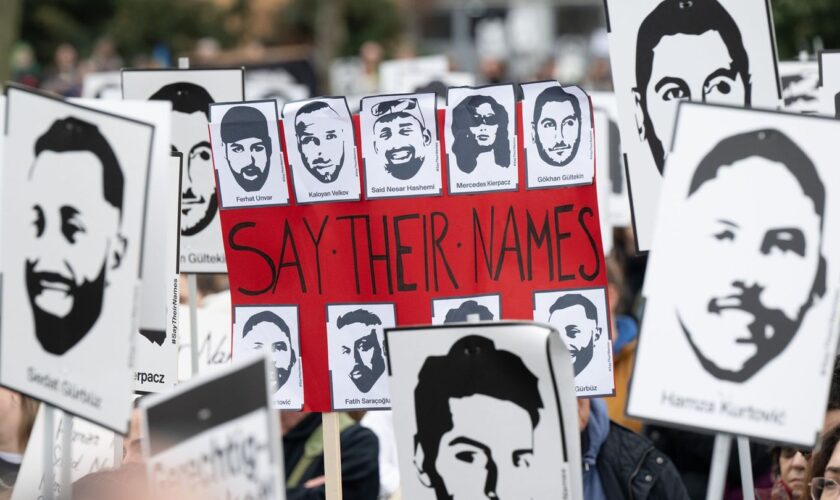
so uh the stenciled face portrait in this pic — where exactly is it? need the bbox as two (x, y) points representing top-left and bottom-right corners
(533, 87), (582, 167)
(633, 0), (751, 174)
(241, 311), (297, 393)
(148, 82), (216, 237)
(413, 335), (542, 500)
(547, 295), (602, 376)
(675, 129), (825, 382)
(335, 309), (386, 394)
(295, 101), (347, 184)
(371, 98), (433, 181)
(220, 105), (271, 192)
(444, 300), (494, 324)
(25, 117), (126, 355)
(450, 95), (510, 174)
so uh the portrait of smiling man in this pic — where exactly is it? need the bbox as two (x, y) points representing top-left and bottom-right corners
(219, 105), (272, 193)
(370, 97), (433, 181)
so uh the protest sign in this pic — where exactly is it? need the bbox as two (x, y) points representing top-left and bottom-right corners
(385, 322), (583, 500)
(12, 407), (119, 500)
(141, 353), (284, 500)
(818, 51), (840, 118)
(431, 294), (501, 325)
(74, 98), (181, 393)
(177, 302), (232, 382)
(779, 60), (820, 113)
(603, 0), (781, 252)
(217, 86), (609, 410)
(0, 85), (151, 431)
(121, 68), (244, 273)
(627, 102), (840, 446)
(81, 71), (122, 100)
(593, 109), (614, 254)
(589, 91), (631, 228)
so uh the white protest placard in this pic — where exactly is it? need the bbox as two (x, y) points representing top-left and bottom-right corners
(1, 85), (151, 431)
(141, 353), (285, 500)
(521, 81), (594, 189)
(386, 322), (582, 500)
(589, 91), (632, 228)
(430, 294), (501, 325)
(359, 92), (442, 199)
(627, 102), (840, 446)
(177, 303), (232, 382)
(779, 60), (820, 113)
(121, 68), (245, 273)
(282, 97), (361, 204)
(593, 109), (614, 254)
(818, 51), (840, 118)
(209, 99), (289, 209)
(81, 71), (122, 100)
(603, 0), (781, 251)
(73, 98), (181, 393)
(11, 407), (119, 500)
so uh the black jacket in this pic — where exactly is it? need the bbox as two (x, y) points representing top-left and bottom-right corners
(284, 413), (380, 500)
(597, 422), (691, 500)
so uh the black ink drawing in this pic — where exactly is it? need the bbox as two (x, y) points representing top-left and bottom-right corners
(294, 101), (348, 184)
(370, 97), (433, 180)
(532, 86), (582, 167)
(547, 294), (603, 376)
(336, 309), (386, 393)
(220, 105), (272, 192)
(450, 95), (510, 174)
(443, 300), (495, 324)
(242, 310), (298, 393)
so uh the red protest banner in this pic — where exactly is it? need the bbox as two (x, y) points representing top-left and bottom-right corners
(216, 99), (607, 412)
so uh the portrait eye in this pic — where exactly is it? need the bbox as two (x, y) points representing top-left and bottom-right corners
(455, 451), (476, 464)
(714, 229), (735, 241)
(761, 228), (806, 257)
(341, 346), (351, 355)
(660, 83), (690, 101)
(704, 76), (736, 98)
(253, 342), (264, 349)
(232, 144), (244, 153)
(326, 132), (337, 140)
(32, 206), (45, 237)
(200, 150), (211, 161)
(540, 118), (556, 129)
(61, 209), (86, 244)
(273, 341), (287, 352)
(252, 144), (265, 152)
(513, 451), (533, 468)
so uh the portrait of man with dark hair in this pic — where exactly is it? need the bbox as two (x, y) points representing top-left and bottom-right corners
(450, 94), (511, 174)
(413, 335), (543, 499)
(25, 116), (127, 355)
(443, 300), (494, 324)
(531, 85), (582, 167)
(370, 97), (433, 181)
(335, 308), (386, 394)
(675, 128), (826, 382)
(149, 81), (217, 236)
(294, 100), (348, 184)
(547, 293), (603, 376)
(219, 105), (272, 193)
(632, 0), (751, 174)
(241, 310), (297, 394)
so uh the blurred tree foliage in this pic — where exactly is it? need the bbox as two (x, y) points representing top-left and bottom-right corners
(773, 0), (840, 59)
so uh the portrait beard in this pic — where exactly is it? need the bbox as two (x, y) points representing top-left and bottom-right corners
(350, 342), (385, 393)
(384, 148), (425, 180)
(303, 148), (345, 184)
(272, 364), (292, 393)
(181, 192), (218, 237)
(570, 335), (595, 376)
(26, 259), (107, 355)
(535, 128), (580, 168)
(679, 282), (811, 382)
(230, 159), (270, 192)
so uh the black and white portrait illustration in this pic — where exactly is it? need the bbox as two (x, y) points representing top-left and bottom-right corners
(326, 303), (395, 410)
(386, 322), (582, 500)
(778, 61), (820, 113)
(627, 102), (840, 446)
(521, 82), (594, 189)
(445, 85), (518, 194)
(818, 51), (840, 118)
(282, 97), (360, 204)
(534, 288), (614, 397)
(360, 92), (442, 199)
(122, 68), (244, 273)
(604, 0), (780, 251)
(1, 86), (152, 431)
(209, 100), (289, 209)
(233, 305), (302, 410)
(431, 294), (501, 325)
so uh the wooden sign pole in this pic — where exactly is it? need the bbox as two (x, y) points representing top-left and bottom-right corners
(322, 412), (343, 500)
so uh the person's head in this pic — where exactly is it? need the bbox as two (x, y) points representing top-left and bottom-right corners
(772, 445), (811, 499)
(676, 129), (826, 382)
(149, 82), (216, 236)
(451, 94), (510, 173)
(548, 294), (602, 376)
(371, 97), (432, 180)
(808, 425), (840, 500)
(26, 117), (126, 355)
(532, 86), (582, 167)
(242, 311), (297, 393)
(825, 357), (840, 434)
(220, 106), (272, 192)
(294, 101), (347, 184)
(443, 300), (494, 324)
(336, 309), (385, 393)
(633, 0), (751, 173)
(413, 335), (543, 500)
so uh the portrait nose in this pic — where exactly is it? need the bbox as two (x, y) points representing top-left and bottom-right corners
(482, 457), (500, 499)
(182, 187), (197, 200)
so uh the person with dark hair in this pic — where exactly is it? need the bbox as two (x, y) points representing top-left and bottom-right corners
(242, 311), (297, 393)
(220, 105), (272, 192)
(25, 116), (127, 355)
(294, 101), (347, 184)
(806, 425), (840, 500)
(676, 129), (826, 383)
(532, 86), (582, 167)
(547, 293), (603, 376)
(149, 82), (216, 236)
(633, 0), (751, 173)
(765, 445), (810, 499)
(450, 94), (510, 174)
(413, 335), (542, 499)
(336, 309), (385, 393)
(443, 299), (494, 323)
(370, 97), (433, 180)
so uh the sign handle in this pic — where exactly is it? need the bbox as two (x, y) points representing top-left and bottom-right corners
(322, 412), (343, 500)
(706, 434), (732, 500)
(737, 437), (755, 500)
(187, 273), (200, 377)
(59, 413), (73, 500)
(43, 405), (55, 500)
